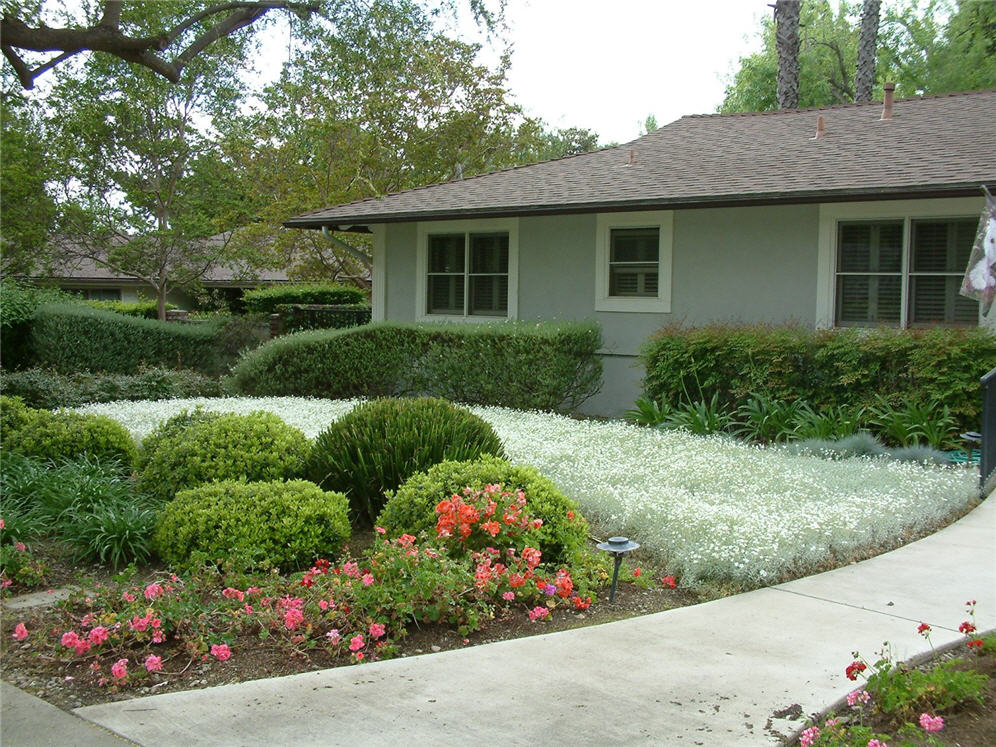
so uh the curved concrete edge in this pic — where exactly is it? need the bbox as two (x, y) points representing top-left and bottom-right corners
(1, 681), (135, 746)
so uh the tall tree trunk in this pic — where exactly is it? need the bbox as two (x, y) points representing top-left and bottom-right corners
(157, 285), (167, 322)
(855, 0), (881, 103)
(774, 0), (801, 109)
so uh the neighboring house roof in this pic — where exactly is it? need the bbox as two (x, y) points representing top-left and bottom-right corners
(39, 255), (290, 287)
(286, 89), (996, 229)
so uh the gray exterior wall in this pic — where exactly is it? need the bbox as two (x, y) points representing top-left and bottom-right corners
(380, 204), (821, 416)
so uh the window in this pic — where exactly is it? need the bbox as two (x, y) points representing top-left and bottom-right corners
(834, 218), (978, 327)
(417, 218), (518, 320)
(595, 211), (672, 313)
(67, 287), (122, 302)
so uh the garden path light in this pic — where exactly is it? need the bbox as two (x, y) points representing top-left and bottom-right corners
(596, 536), (639, 604)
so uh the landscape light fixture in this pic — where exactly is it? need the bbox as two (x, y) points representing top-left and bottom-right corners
(596, 536), (640, 604)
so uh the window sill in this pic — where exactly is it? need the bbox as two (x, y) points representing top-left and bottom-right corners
(595, 297), (671, 313)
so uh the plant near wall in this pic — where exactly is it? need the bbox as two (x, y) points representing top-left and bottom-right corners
(734, 394), (807, 443)
(868, 397), (959, 450)
(789, 403), (866, 441)
(657, 393), (735, 436)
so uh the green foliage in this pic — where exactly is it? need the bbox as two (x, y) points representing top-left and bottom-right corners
(277, 304), (372, 333)
(0, 279), (71, 367)
(868, 396), (959, 449)
(242, 284), (368, 314)
(789, 403), (865, 441)
(641, 325), (996, 433)
(228, 320), (603, 412)
(867, 658), (987, 721)
(307, 398), (505, 526)
(1, 399), (138, 466)
(657, 393), (736, 436)
(137, 407), (222, 465)
(623, 394), (670, 427)
(734, 395), (806, 443)
(154, 480), (351, 573)
(138, 411), (310, 502)
(377, 454), (588, 565)
(0, 367), (222, 409)
(60, 502), (159, 570)
(21, 303), (248, 375)
(81, 299), (177, 318)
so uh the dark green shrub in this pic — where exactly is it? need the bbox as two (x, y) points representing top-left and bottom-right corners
(154, 479), (351, 573)
(0, 367), (222, 409)
(81, 299), (176, 318)
(228, 320), (603, 412)
(242, 283), (367, 314)
(137, 407), (222, 467)
(23, 303), (225, 374)
(61, 502), (159, 569)
(306, 397), (505, 526)
(641, 324), (996, 432)
(377, 454), (588, 565)
(868, 397), (959, 449)
(1, 401), (138, 466)
(0, 279), (70, 368)
(277, 304), (372, 333)
(138, 411), (310, 501)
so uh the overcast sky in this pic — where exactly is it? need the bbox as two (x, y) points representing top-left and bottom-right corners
(468, 0), (773, 144)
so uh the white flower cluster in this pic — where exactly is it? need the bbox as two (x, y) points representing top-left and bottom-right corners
(80, 397), (979, 587)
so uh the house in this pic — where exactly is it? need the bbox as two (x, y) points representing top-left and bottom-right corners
(284, 87), (996, 416)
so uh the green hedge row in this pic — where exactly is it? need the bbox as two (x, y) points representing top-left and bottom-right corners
(21, 303), (228, 375)
(277, 303), (372, 333)
(228, 320), (603, 412)
(641, 324), (996, 432)
(82, 300), (176, 318)
(242, 283), (367, 314)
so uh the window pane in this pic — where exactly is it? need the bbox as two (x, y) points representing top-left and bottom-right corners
(912, 219), (976, 273)
(427, 275), (464, 314)
(469, 275), (508, 316)
(610, 264), (658, 297)
(910, 276), (978, 326)
(838, 222), (902, 273)
(610, 228), (659, 262)
(428, 235), (464, 273)
(470, 233), (508, 273)
(835, 275), (901, 325)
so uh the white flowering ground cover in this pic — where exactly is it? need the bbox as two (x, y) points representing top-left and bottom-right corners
(79, 397), (980, 588)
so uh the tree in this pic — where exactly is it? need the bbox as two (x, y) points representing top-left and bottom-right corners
(855, 0), (881, 102)
(774, 0), (801, 108)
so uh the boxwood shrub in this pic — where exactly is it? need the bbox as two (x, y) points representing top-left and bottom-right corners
(641, 324), (996, 432)
(228, 320), (603, 412)
(306, 397), (505, 526)
(242, 283), (367, 314)
(0, 396), (138, 466)
(154, 480), (351, 573)
(377, 454), (589, 565)
(138, 411), (310, 502)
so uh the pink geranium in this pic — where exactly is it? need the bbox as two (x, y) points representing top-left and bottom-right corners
(144, 583), (163, 600)
(283, 608), (305, 630)
(348, 634), (364, 652)
(88, 626), (109, 645)
(210, 643), (232, 661)
(111, 658), (128, 679)
(12, 622), (28, 641)
(369, 623), (386, 639)
(528, 606), (549, 622)
(144, 655), (163, 672)
(60, 631), (80, 648)
(919, 713), (944, 732)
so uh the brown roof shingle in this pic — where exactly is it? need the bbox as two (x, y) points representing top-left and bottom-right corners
(285, 89), (996, 229)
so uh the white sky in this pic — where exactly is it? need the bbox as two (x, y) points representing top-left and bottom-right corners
(468, 0), (772, 144)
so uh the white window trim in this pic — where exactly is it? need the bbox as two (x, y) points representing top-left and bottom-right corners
(816, 197), (985, 328)
(595, 210), (673, 313)
(415, 217), (519, 322)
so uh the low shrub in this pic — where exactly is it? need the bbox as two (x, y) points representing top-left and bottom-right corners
(137, 407), (222, 466)
(138, 411), (310, 502)
(154, 479), (351, 572)
(0, 367), (223, 409)
(242, 283), (367, 314)
(81, 300), (176, 318)
(277, 304), (372, 334)
(228, 320), (603, 412)
(306, 397), (505, 526)
(1, 398), (138, 466)
(641, 324), (996, 432)
(377, 454), (588, 565)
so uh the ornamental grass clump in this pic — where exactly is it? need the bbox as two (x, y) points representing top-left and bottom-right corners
(306, 397), (505, 526)
(138, 411), (310, 502)
(154, 479), (351, 573)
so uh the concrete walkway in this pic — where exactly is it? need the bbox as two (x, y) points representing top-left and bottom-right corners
(4, 497), (994, 746)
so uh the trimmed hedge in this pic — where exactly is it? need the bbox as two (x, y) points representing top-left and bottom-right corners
(242, 283), (367, 314)
(228, 320), (603, 412)
(0, 279), (71, 368)
(21, 303), (235, 375)
(641, 324), (996, 432)
(277, 304), (372, 333)
(154, 480), (351, 573)
(82, 300), (176, 318)
(0, 367), (222, 409)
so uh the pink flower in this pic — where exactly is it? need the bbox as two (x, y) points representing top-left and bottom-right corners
(144, 655), (163, 672)
(13, 541), (26, 552)
(349, 634), (364, 652)
(111, 658), (128, 679)
(502, 591), (515, 601)
(243, 604), (254, 615)
(222, 587), (245, 601)
(88, 626), (109, 645)
(799, 726), (820, 747)
(210, 643), (232, 662)
(343, 561), (361, 578)
(60, 631), (80, 648)
(144, 583), (163, 600)
(361, 573), (374, 587)
(130, 615), (149, 632)
(375, 526), (386, 535)
(283, 608), (305, 630)
(369, 623), (386, 639)
(121, 591), (136, 602)
(0, 518), (4, 529)
(847, 690), (870, 707)
(528, 606), (549, 622)
(326, 629), (341, 644)
(867, 741), (887, 747)
(12, 622), (28, 641)
(1, 579), (11, 588)
(152, 630), (165, 643)
(74, 640), (92, 655)
(919, 713), (944, 732)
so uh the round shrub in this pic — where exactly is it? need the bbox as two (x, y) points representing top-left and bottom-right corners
(306, 397), (505, 526)
(138, 411), (310, 501)
(154, 480), (351, 572)
(377, 454), (588, 565)
(137, 407), (222, 469)
(1, 400), (137, 467)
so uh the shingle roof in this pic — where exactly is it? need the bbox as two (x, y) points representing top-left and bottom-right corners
(285, 89), (996, 229)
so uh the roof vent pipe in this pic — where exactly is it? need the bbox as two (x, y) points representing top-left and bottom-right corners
(811, 115), (826, 139)
(629, 149), (635, 165)
(881, 82), (895, 120)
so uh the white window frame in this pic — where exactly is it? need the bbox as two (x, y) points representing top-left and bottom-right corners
(816, 197), (984, 328)
(415, 217), (518, 322)
(595, 211), (673, 313)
